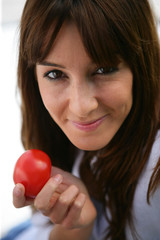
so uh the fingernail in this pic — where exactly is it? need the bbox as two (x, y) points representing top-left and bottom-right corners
(53, 174), (63, 183)
(14, 184), (22, 197)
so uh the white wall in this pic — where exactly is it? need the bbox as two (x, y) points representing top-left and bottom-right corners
(1, 0), (26, 23)
(0, 1), (31, 238)
(151, 0), (160, 19)
(1, 0), (160, 24)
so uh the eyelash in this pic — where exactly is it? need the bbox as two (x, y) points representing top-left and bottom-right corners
(44, 67), (119, 81)
(95, 67), (118, 75)
(44, 70), (66, 81)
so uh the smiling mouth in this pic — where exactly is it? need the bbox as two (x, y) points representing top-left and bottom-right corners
(71, 115), (108, 132)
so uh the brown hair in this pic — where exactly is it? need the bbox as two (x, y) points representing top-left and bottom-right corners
(18, 0), (160, 239)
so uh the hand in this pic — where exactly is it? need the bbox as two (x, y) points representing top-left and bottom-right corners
(13, 167), (97, 230)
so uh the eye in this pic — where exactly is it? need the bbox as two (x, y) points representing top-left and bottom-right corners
(44, 70), (66, 80)
(95, 67), (118, 75)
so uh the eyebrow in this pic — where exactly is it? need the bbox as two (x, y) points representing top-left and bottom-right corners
(38, 61), (66, 69)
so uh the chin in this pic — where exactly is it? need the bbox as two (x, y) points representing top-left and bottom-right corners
(72, 140), (110, 151)
(65, 131), (116, 151)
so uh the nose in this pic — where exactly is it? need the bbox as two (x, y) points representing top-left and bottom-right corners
(68, 80), (98, 118)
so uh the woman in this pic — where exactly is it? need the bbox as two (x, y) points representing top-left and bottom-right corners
(12, 0), (160, 239)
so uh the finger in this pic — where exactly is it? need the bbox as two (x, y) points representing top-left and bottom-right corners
(56, 182), (69, 194)
(13, 183), (34, 208)
(34, 174), (63, 212)
(62, 193), (86, 229)
(51, 167), (74, 185)
(51, 167), (69, 193)
(49, 185), (79, 224)
(52, 167), (88, 195)
(43, 182), (72, 212)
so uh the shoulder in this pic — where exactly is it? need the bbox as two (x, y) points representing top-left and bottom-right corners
(138, 129), (160, 187)
(149, 129), (160, 167)
(126, 130), (160, 240)
(132, 129), (160, 209)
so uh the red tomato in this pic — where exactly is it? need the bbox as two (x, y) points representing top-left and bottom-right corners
(13, 149), (52, 198)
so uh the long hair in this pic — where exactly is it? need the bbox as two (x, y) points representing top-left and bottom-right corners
(18, 0), (160, 239)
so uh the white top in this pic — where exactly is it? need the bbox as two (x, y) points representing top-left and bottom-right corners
(15, 130), (160, 240)
(126, 130), (160, 240)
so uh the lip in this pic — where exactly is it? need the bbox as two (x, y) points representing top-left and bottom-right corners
(70, 115), (108, 132)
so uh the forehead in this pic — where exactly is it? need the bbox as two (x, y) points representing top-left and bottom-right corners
(39, 19), (121, 72)
(45, 21), (91, 63)
(34, 2), (128, 69)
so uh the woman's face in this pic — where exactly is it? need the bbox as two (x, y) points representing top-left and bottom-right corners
(36, 22), (133, 151)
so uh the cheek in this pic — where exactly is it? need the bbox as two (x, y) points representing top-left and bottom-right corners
(116, 89), (133, 117)
(104, 86), (132, 104)
(38, 86), (67, 122)
(100, 82), (133, 114)
(38, 84), (57, 114)
(115, 90), (132, 109)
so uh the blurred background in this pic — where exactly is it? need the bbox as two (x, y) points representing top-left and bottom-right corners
(0, 0), (160, 238)
(0, 0), (31, 238)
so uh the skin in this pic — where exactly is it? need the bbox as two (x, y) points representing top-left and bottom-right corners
(13, 21), (133, 239)
(13, 168), (97, 240)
